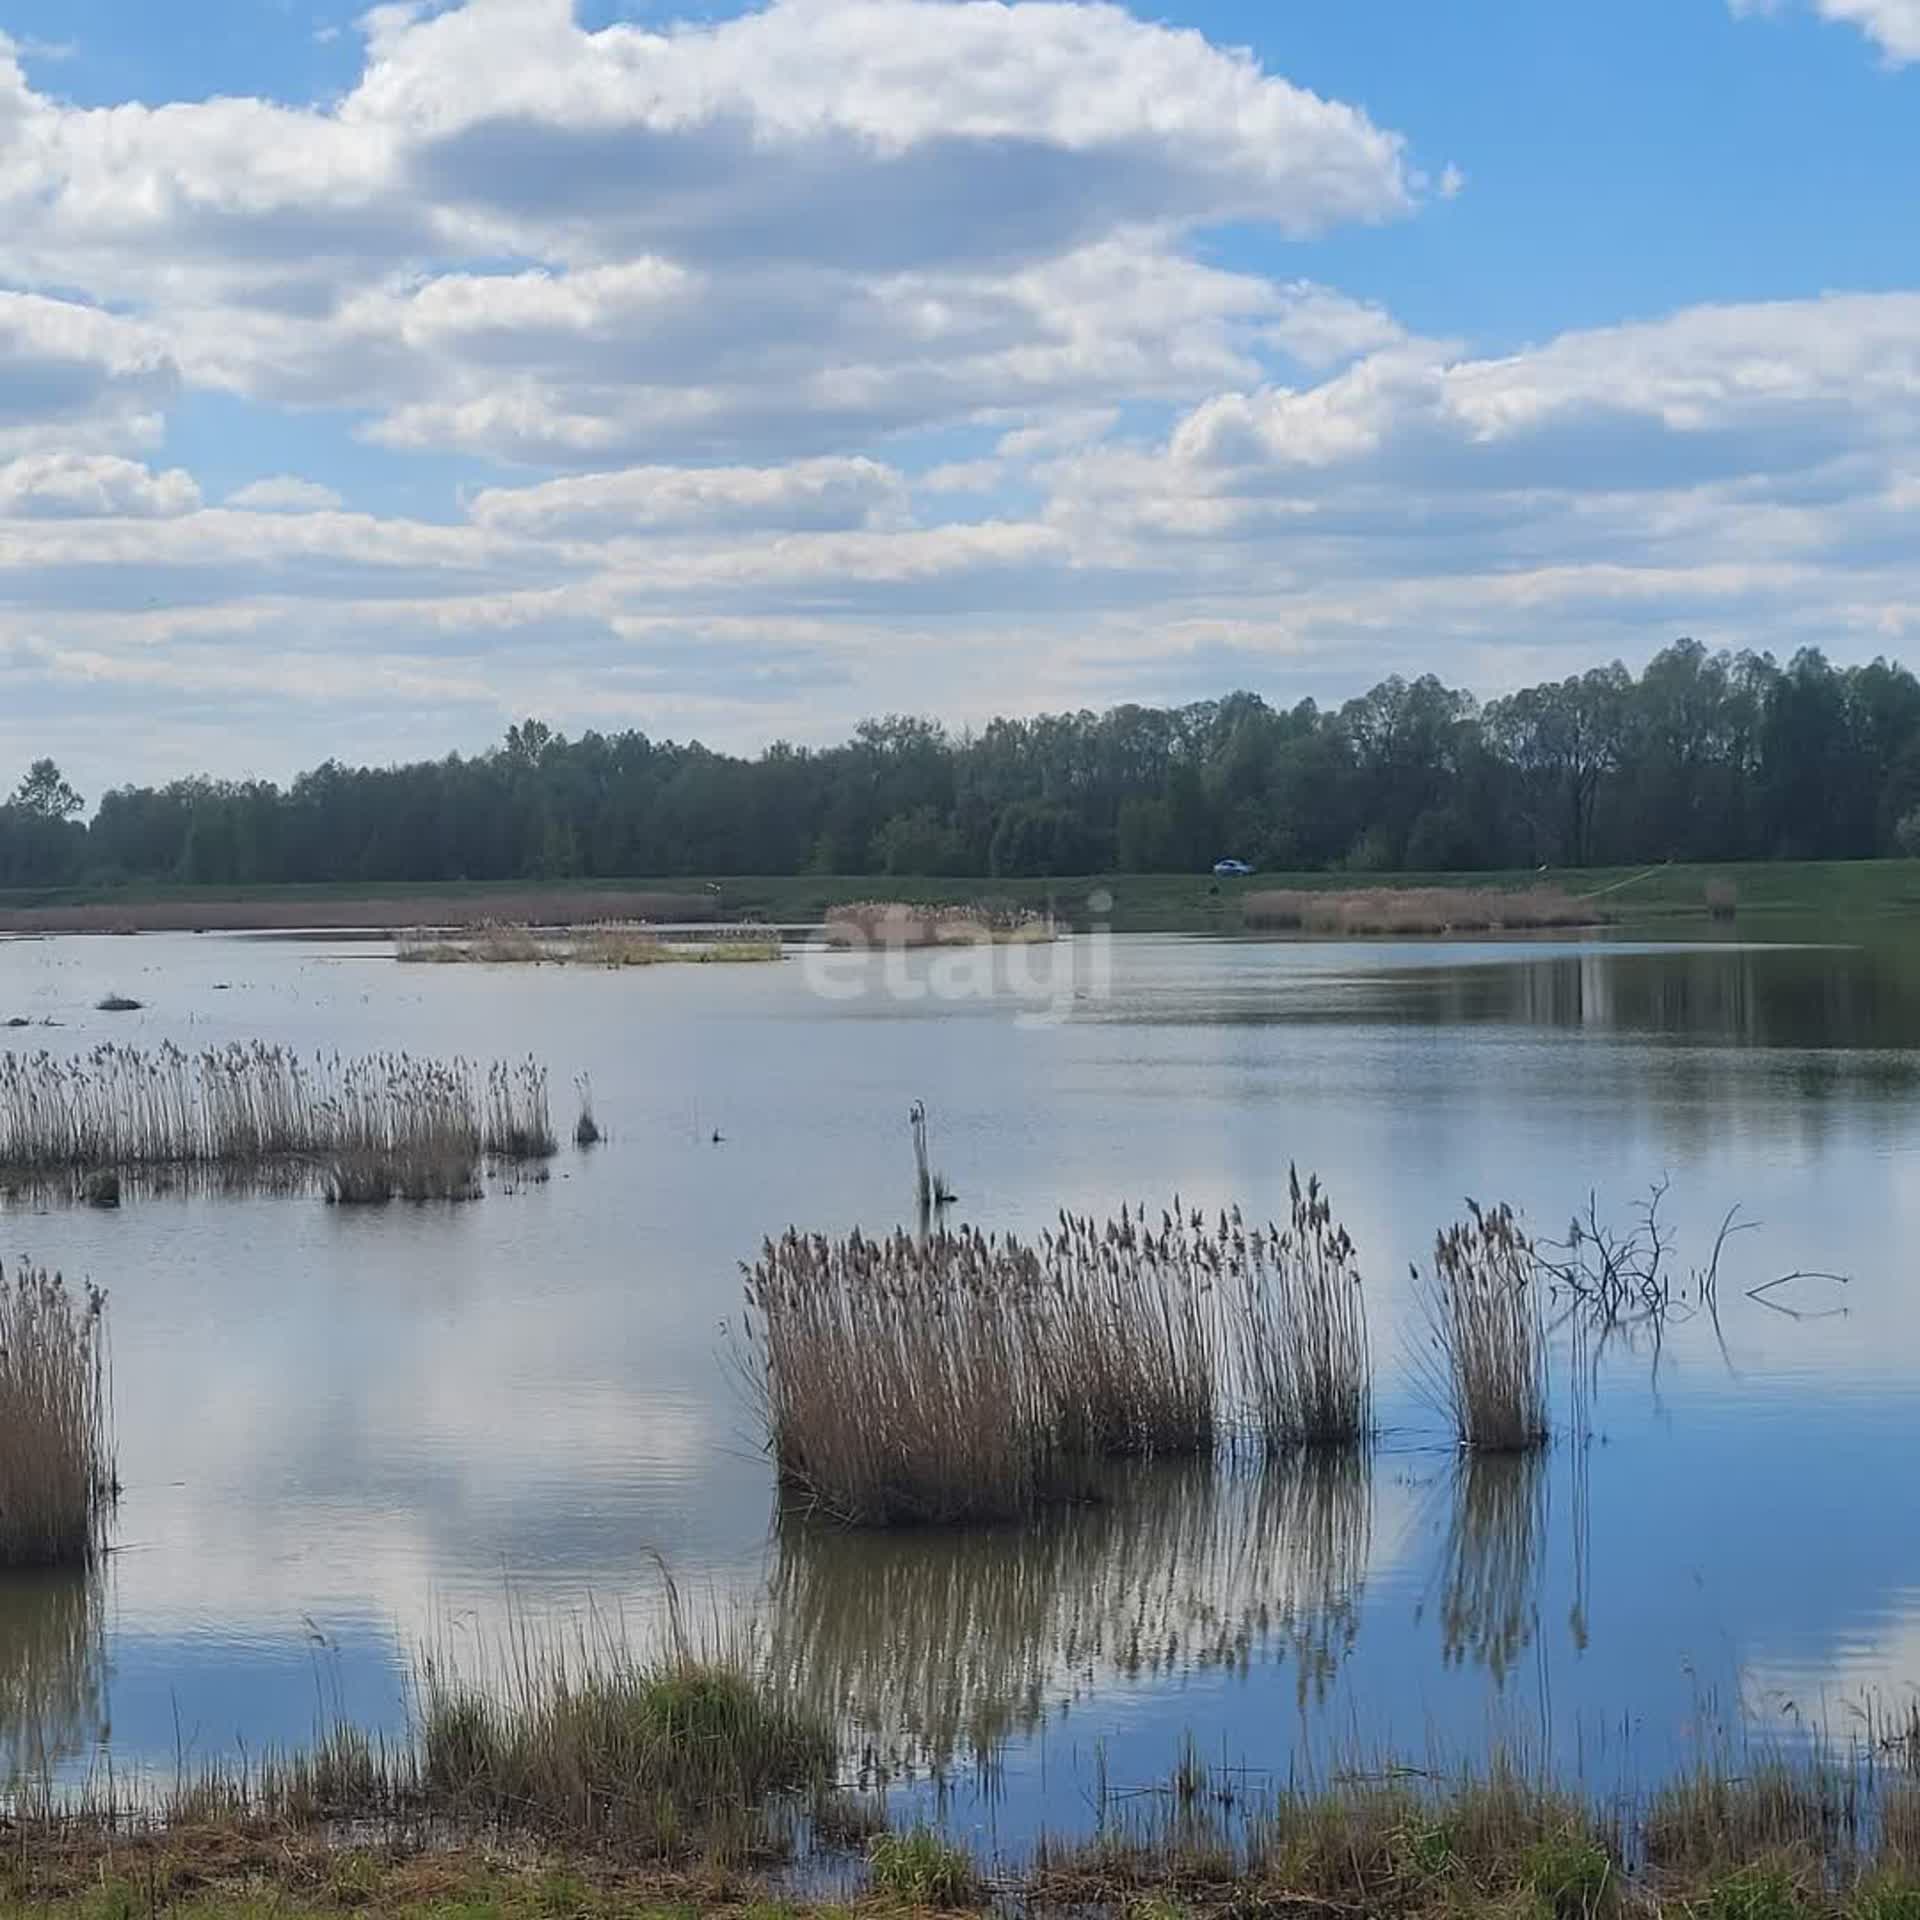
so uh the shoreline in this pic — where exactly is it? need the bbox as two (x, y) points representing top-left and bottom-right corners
(3, 857), (1919, 938)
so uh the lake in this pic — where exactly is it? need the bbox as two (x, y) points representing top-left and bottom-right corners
(2, 923), (1917, 1854)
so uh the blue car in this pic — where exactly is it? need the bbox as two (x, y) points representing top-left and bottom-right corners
(1212, 858), (1253, 877)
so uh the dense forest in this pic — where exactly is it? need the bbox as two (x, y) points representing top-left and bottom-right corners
(7, 640), (1920, 888)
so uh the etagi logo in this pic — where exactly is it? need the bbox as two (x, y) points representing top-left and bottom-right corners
(798, 890), (1115, 1026)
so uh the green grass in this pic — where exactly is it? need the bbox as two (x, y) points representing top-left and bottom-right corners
(866, 1829), (983, 1905)
(13, 857), (1920, 935)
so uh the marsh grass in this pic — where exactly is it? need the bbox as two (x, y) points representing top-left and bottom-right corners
(1033, 1752), (1620, 1916)
(0, 1265), (114, 1569)
(415, 1626), (835, 1858)
(867, 1827), (983, 1904)
(1244, 886), (1602, 936)
(1415, 1202), (1550, 1451)
(0, 1042), (555, 1197)
(145, 1604), (838, 1864)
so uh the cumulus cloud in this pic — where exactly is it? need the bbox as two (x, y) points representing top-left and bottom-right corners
(466, 457), (908, 536)
(0, 4), (1914, 784)
(227, 476), (347, 511)
(0, 1), (1414, 462)
(0, 292), (178, 455)
(0, 452), (199, 519)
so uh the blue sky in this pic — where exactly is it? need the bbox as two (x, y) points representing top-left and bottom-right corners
(0, 0), (1916, 790)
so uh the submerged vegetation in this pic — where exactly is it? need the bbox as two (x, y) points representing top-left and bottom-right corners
(739, 1182), (1374, 1525)
(1244, 885), (1602, 936)
(396, 923), (782, 966)
(0, 1042), (555, 1200)
(0, 1264), (114, 1569)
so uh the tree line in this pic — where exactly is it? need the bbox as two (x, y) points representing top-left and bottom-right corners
(7, 640), (1920, 890)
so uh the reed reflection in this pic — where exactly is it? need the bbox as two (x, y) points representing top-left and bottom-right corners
(0, 1570), (106, 1779)
(768, 1452), (1372, 1772)
(1427, 1453), (1548, 1684)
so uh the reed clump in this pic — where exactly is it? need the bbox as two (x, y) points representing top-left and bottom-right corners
(1233, 1167), (1372, 1449)
(742, 1226), (1074, 1525)
(0, 1042), (556, 1196)
(1416, 1202), (1551, 1451)
(1244, 886), (1601, 936)
(0, 1264), (114, 1569)
(822, 901), (1056, 947)
(742, 1193), (1381, 1525)
(573, 1074), (601, 1148)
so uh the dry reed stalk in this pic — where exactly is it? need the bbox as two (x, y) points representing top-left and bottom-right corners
(0, 1042), (554, 1191)
(1244, 887), (1601, 936)
(0, 1265), (114, 1569)
(1415, 1202), (1550, 1451)
(742, 1202), (1320, 1525)
(741, 1226), (1067, 1525)
(1231, 1168), (1372, 1449)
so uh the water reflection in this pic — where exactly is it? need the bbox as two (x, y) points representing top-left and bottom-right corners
(1361, 945), (1920, 1051)
(769, 1454), (1373, 1771)
(0, 1572), (106, 1779)
(1427, 1455), (1548, 1684)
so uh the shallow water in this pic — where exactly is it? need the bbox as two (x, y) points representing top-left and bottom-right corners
(1, 926), (1918, 1847)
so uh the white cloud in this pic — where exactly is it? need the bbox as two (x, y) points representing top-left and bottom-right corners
(226, 476), (346, 511)
(1730, 0), (1920, 60)
(0, 292), (178, 456)
(466, 456), (908, 535)
(0, 452), (199, 519)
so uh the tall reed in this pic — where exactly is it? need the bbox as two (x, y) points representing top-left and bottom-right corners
(0, 1043), (556, 1195)
(1232, 1169), (1372, 1449)
(0, 1265), (114, 1569)
(1415, 1202), (1550, 1451)
(742, 1226), (1069, 1525)
(744, 1201), (1361, 1524)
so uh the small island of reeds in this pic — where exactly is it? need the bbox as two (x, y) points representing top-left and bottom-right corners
(818, 900), (1058, 947)
(0, 1042), (557, 1204)
(396, 923), (783, 966)
(1243, 885), (1604, 936)
(737, 1172), (1375, 1526)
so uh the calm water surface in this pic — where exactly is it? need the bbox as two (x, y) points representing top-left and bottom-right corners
(1, 927), (1917, 1847)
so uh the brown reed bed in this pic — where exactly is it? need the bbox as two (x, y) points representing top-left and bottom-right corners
(1244, 885), (1603, 936)
(0, 1264), (114, 1569)
(396, 922), (782, 967)
(739, 1190), (1378, 1526)
(1415, 1201), (1552, 1451)
(0, 1042), (555, 1200)
(820, 900), (1057, 947)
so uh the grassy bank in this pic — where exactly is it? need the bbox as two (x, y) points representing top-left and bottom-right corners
(8, 1747), (1920, 1920)
(6, 857), (1920, 937)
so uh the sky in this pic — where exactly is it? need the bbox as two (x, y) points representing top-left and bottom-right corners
(0, 0), (1917, 794)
